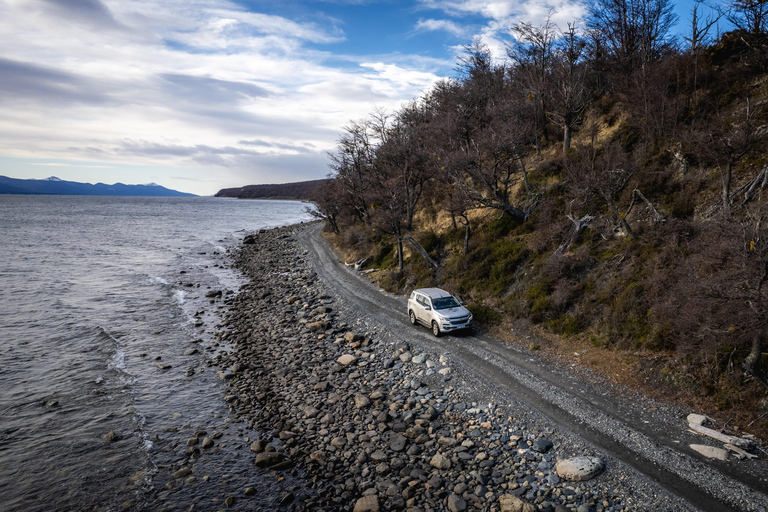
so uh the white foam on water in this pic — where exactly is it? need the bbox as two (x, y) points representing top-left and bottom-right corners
(173, 289), (186, 305)
(149, 275), (169, 286)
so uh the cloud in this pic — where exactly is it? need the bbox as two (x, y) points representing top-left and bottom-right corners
(37, 0), (126, 31)
(0, 0), (449, 194)
(419, 0), (588, 44)
(414, 18), (468, 37)
(159, 73), (271, 105)
(0, 58), (113, 105)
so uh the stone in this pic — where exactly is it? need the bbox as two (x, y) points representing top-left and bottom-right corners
(102, 431), (118, 442)
(337, 354), (358, 366)
(254, 452), (284, 467)
(308, 320), (325, 331)
(430, 453), (451, 470)
(304, 406), (320, 418)
(201, 437), (214, 449)
(244, 487), (256, 496)
(353, 495), (379, 512)
(370, 450), (388, 462)
(412, 353), (428, 364)
(532, 439), (553, 453)
(687, 414), (711, 426)
(447, 494), (467, 512)
(250, 440), (267, 453)
(690, 444), (729, 460)
(345, 332), (364, 343)
(498, 494), (537, 512)
(172, 467), (191, 479)
(354, 394), (371, 409)
(155, 363), (172, 369)
(555, 456), (605, 481)
(389, 434), (407, 452)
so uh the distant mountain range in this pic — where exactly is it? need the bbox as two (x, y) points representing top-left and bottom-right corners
(215, 179), (327, 200)
(0, 176), (197, 197)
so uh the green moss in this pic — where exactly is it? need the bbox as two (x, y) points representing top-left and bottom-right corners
(526, 281), (552, 323)
(372, 242), (395, 268)
(548, 314), (582, 337)
(467, 304), (503, 325)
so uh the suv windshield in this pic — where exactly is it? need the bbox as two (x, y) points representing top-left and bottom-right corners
(432, 296), (459, 310)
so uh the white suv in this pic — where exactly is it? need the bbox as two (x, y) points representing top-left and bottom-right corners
(407, 288), (473, 337)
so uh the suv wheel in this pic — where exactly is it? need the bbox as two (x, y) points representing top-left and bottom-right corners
(409, 310), (417, 325)
(431, 321), (441, 337)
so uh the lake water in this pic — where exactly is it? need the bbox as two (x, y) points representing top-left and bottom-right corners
(0, 195), (315, 511)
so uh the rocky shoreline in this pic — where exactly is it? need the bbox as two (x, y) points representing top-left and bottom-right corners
(206, 224), (653, 512)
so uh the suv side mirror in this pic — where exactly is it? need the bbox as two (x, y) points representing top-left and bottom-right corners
(424, 306), (431, 311)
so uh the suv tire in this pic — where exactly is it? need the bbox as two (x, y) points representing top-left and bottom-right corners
(431, 321), (441, 337)
(409, 310), (417, 325)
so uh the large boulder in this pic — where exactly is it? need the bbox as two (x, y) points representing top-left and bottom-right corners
(555, 456), (605, 481)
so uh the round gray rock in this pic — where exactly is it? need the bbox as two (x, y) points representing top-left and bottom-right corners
(555, 456), (605, 481)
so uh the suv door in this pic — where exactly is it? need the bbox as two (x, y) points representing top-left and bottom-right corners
(415, 294), (430, 323)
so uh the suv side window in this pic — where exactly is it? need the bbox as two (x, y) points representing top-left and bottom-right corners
(416, 294), (426, 306)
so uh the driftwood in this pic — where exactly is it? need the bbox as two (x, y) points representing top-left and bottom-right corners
(354, 257), (370, 271)
(724, 443), (759, 460)
(344, 256), (370, 270)
(688, 422), (755, 450)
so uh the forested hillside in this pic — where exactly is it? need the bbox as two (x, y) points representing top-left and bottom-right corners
(311, 0), (768, 434)
(216, 179), (327, 200)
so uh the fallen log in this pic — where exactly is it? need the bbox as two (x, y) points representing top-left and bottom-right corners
(724, 443), (758, 460)
(688, 423), (755, 450)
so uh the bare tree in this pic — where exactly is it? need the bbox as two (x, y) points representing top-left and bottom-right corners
(699, 98), (767, 218)
(587, 0), (678, 72)
(566, 124), (637, 238)
(727, 0), (768, 34)
(549, 23), (591, 153)
(509, 13), (557, 149)
(685, 0), (722, 54)
(328, 120), (378, 225)
(308, 177), (344, 234)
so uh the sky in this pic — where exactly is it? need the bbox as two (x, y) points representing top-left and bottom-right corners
(0, 0), (715, 196)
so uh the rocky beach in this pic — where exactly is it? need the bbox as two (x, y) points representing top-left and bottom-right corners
(193, 223), (707, 512)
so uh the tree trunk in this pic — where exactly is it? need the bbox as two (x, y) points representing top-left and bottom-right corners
(405, 236), (438, 269)
(397, 237), (404, 275)
(518, 155), (533, 198)
(744, 335), (768, 391)
(463, 220), (471, 255)
(563, 124), (572, 154)
(599, 188), (635, 238)
(722, 162), (733, 218)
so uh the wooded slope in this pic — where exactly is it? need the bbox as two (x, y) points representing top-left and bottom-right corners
(215, 179), (328, 200)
